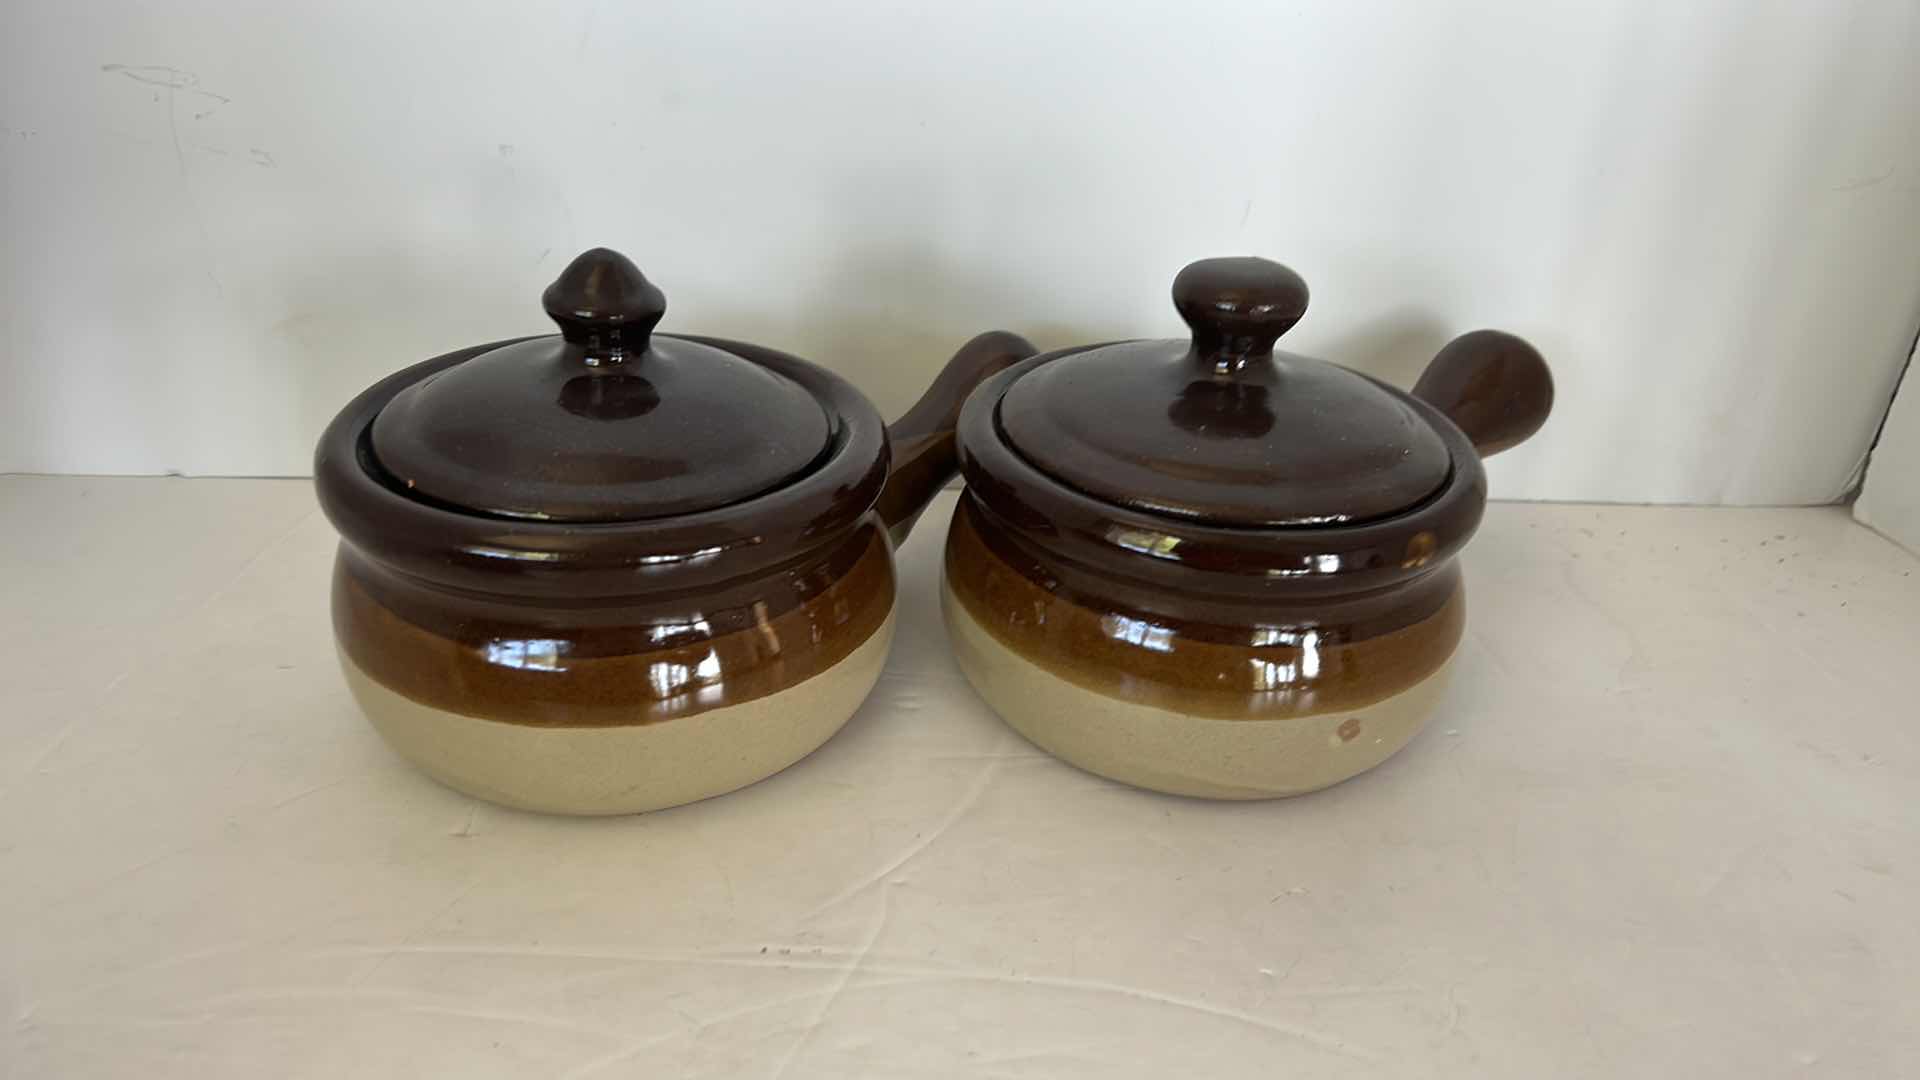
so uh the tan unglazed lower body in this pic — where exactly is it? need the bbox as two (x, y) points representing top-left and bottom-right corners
(944, 587), (1449, 799)
(340, 610), (894, 815)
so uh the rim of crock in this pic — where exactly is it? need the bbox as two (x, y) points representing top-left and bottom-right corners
(954, 346), (1489, 603)
(315, 334), (888, 603)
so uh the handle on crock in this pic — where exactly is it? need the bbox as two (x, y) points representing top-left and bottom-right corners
(1412, 330), (1554, 457)
(878, 330), (1039, 547)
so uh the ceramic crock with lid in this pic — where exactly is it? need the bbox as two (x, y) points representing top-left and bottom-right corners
(942, 256), (1552, 799)
(315, 247), (1035, 814)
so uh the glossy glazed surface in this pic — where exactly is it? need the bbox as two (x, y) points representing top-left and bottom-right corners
(540, 245), (668, 360)
(959, 350), (1489, 614)
(316, 334), (889, 605)
(1411, 329), (1555, 457)
(942, 255), (1552, 798)
(370, 250), (836, 523)
(317, 329), (1033, 607)
(945, 589), (1452, 799)
(372, 335), (833, 523)
(998, 258), (1451, 527)
(943, 496), (1462, 721)
(335, 520), (894, 727)
(876, 332), (1037, 546)
(341, 609), (893, 815)
(942, 494), (1463, 797)
(314, 246), (1033, 810)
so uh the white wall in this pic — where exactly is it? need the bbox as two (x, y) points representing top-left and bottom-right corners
(3, 1), (1918, 504)
(1857, 340), (1920, 554)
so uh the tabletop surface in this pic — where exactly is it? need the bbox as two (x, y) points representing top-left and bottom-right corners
(2, 477), (1917, 1079)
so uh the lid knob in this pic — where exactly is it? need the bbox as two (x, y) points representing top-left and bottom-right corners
(541, 248), (667, 364)
(1172, 257), (1309, 373)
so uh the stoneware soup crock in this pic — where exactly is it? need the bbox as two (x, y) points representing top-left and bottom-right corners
(943, 256), (1552, 799)
(316, 247), (1035, 814)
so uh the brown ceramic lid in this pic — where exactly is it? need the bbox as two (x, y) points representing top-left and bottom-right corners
(996, 257), (1452, 527)
(369, 248), (833, 522)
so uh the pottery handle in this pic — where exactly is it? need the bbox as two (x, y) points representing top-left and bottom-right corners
(878, 330), (1039, 547)
(1412, 330), (1553, 457)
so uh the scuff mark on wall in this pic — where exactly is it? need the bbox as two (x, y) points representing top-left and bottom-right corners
(100, 64), (231, 119)
(99, 64), (231, 292)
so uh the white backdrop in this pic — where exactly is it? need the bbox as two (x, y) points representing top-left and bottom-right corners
(3, 0), (1918, 504)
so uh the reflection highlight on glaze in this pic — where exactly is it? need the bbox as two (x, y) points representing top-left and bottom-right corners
(484, 637), (570, 671)
(646, 650), (726, 702)
(649, 617), (714, 646)
(636, 545), (727, 567)
(1105, 526), (1182, 559)
(1259, 553), (1341, 578)
(1246, 627), (1322, 689)
(467, 546), (563, 562)
(648, 661), (691, 697)
(1100, 612), (1176, 653)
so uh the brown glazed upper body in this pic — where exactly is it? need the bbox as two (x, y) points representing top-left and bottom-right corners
(942, 256), (1552, 795)
(315, 248), (1033, 798)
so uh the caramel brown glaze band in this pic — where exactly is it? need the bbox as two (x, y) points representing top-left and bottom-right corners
(335, 521), (894, 728)
(944, 496), (1462, 720)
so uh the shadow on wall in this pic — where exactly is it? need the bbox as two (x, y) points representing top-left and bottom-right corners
(691, 248), (1460, 422)
(276, 233), (1461, 466)
(1306, 306), (1455, 392)
(276, 241), (1102, 445)
(276, 244), (543, 471)
(690, 244), (1101, 425)
(270, 145), (1471, 452)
